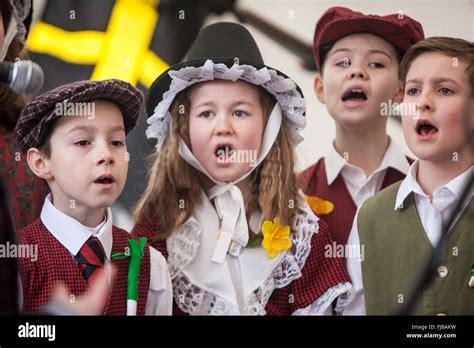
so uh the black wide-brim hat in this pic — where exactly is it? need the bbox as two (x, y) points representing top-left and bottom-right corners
(147, 22), (305, 115)
(145, 22), (307, 149)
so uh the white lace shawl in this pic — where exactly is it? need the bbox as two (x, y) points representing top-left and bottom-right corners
(166, 203), (351, 315)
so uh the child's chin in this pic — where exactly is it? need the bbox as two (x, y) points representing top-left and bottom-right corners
(211, 170), (245, 183)
(412, 148), (448, 163)
(90, 197), (118, 209)
(334, 110), (374, 126)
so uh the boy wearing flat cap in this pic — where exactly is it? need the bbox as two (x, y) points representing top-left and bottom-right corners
(299, 7), (424, 255)
(15, 79), (172, 315)
(346, 37), (473, 315)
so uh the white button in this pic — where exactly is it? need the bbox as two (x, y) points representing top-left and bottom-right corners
(437, 266), (448, 278)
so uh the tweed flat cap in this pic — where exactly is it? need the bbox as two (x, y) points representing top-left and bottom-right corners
(14, 79), (144, 153)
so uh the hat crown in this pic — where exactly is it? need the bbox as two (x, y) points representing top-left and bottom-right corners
(184, 22), (264, 65)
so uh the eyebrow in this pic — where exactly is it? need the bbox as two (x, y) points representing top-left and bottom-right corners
(329, 48), (392, 60)
(193, 100), (255, 108)
(230, 100), (255, 107)
(109, 126), (126, 133)
(66, 125), (125, 135)
(66, 125), (96, 135)
(405, 77), (461, 86)
(193, 101), (214, 108)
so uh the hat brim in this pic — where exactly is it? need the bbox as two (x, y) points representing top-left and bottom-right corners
(146, 58), (304, 116)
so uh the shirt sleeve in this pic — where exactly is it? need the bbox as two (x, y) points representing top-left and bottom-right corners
(292, 282), (353, 315)
(145, 246), (173, 315)
(342, 209), (366, 315)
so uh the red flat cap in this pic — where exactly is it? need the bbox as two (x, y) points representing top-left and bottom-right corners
(313, 6), (425, 71)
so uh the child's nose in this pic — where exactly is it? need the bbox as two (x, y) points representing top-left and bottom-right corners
(215, 115), (234, 136)
(96, 143), (115, 165)
(348, 64), (367, 80)
(417, 91), (434, 112)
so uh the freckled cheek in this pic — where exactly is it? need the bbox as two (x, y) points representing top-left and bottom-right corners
(240, 129), (263, 152)
(188, 131), (212, 162)
(189, 132), (210, 154)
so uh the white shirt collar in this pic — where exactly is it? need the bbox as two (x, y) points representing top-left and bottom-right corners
(325, 137), (410, 185)
(40, 193), (113, 259)
(395, 162), (473, 210)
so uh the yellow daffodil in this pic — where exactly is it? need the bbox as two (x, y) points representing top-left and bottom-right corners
(306, 195), (334, 215)
(261, 218), (292, 259)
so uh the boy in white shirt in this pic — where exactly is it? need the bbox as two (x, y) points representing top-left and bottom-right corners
(345, 37), (474, 315)
(299, 7), (424, 251)
(15, 79), (172, 315)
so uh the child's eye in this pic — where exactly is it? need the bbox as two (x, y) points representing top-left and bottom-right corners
(336, 59), (350, 67)
(74, 140), (91, 147)
(368, 62), (385, 68)
(111, 140), (124, 147)
(199, 111), (213, 118)
(233, 110), (248, 117)
(439, 87), (453, 95)
(405, 88), (419, 96)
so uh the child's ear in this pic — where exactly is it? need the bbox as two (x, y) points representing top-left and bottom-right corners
(26, 148), (53, 180)
(314, 74), (325, 104)
(393, 81), (405, 104)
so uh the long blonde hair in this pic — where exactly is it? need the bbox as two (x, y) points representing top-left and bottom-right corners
(134, 82), (302, 240)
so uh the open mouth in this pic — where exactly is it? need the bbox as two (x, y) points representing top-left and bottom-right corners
(416, 119), (438, 136)
(94, 174), (115, 184)
(342, 87), (368, 102)
(214, 144), (234, 158)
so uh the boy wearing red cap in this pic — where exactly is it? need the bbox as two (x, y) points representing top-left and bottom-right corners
(15, 79), (172, 315)
(346, 37), (473, 315)
(299, 8), (424, 251)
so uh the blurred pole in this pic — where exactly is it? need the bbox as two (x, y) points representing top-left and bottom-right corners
(0, 178), (19, 314)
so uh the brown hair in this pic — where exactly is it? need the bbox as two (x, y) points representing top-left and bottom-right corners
(0, 1), (28, 132)
(134, 82), (302, 240)
(399, 36), (474, 94)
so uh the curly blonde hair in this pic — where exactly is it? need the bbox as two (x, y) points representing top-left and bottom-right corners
(134, 81), (302, 240)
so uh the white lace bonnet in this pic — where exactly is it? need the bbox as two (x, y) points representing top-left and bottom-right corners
(145, 22), (307, 150)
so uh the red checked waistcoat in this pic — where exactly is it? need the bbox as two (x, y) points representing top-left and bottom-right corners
(298, 158), (410, 247)
(0, 125), (49, 231)
(18, 219), (150, 315)
(132, 217), (350, 316)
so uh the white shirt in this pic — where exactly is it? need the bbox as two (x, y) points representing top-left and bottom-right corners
(325, 137), (410, 207)
(344, 162), (473, 315)
(20, 194), (173, 315)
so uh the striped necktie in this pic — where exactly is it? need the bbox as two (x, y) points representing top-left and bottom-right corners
(75, 236), (106, 283)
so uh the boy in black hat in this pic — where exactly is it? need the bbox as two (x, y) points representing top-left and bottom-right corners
(15, 79), (172, 315)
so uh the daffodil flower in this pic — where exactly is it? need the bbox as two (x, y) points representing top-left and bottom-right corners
(261, 218), (292, 259)
(306, 195), (334, 215)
